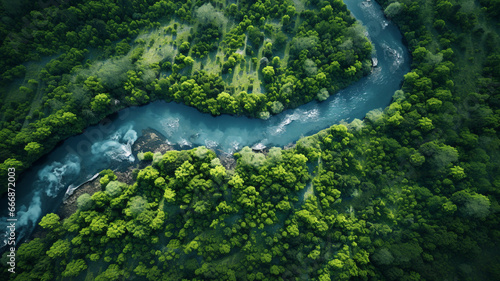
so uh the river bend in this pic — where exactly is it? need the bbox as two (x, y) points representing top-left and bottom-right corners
(0, 0), (410, 249)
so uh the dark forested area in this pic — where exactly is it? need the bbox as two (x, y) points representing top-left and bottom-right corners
(1, 0), (500, 280)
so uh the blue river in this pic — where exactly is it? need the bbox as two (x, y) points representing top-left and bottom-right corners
(0, 0), (410, 250)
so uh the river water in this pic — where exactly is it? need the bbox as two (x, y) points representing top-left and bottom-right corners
(0, 0), (410, 250)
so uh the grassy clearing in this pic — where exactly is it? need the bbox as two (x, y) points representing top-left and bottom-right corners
(126, 0), (307, 96)
(1, 0), (310, 122)
(292, 0), (306, 13)
(136, 20), (190, 67)
(0, 57), (49, 104)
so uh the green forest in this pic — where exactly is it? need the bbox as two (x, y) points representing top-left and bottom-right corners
(1, 0), (500, 280)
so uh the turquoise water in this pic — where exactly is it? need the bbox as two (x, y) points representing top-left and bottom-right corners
(0, 0), (410, 249)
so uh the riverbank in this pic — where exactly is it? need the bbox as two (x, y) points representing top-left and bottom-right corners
(55, 127), (242, 220)
(57, 128), (174, 219)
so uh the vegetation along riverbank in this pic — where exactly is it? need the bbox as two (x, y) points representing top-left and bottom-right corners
(1, 0), (499, 280)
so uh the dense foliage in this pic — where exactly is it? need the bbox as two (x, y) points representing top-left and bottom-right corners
(2, 0), (500, 280)
(0, 0), (371, 192)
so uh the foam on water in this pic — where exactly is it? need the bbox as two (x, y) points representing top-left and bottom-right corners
(91, 124), (137, 162)
(1, 191), (42, 247)
(178, 138), (192, 148)
(160, 117), (180, 137)
(36, 154), (81, 198)
(204, 139), (218, 150)
(230, 141), (241, 152)
(16, 191), (42, 233)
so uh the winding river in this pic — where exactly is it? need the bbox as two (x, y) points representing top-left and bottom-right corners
(0, 0), (410, 250)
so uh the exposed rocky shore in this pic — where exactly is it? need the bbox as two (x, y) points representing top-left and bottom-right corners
(56, 128), (237, 219)
(57, 128), (173, 219)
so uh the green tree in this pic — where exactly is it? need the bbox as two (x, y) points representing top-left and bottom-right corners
(418, 117), (434, 131)
(163, 188), (176, 202)
(426, 97), (442, 111)
(384, 2), (402, 18)
(84, 76), (104, 93)
(210, 165), (226, 185)
(91, 93), (111, 113)
(464, 194), (490, 218)
(126, 196), (149, 217)
(195, 3), (227, 27)
(262, 66), (275, 82)
(39, 213), (61, 231)
(270, 265), (281, 275)
(105, 181), (125, 197)
(62, 259), (87, 277)
(90, 215), (108, 233)
(107, 220), (127, 239)
(270, 101), (284, 114)
(46, 239), (71, 259)
(16, 238), (46, 270)
(77, 193), (94, 211)
(261, 252), (272, 263)
(450, 165), (466, 180)
(95, 264), (124, 281)
(91, 191), (110, 208)
(24, 142), (43, 157)
(372, 248), (394, 265)
(317, 88), (329, 101)
(409, 152), (425, 166)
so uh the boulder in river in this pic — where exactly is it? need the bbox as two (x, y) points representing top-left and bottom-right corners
(252, 143), (266, 151)
(132, 128), (172, 155)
